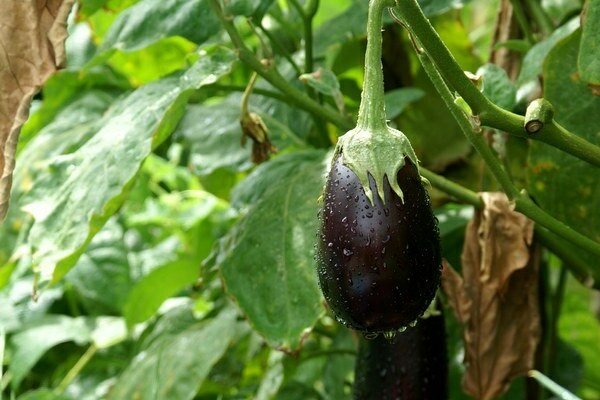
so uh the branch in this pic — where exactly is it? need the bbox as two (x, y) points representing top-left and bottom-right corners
(393, 0), (600, 167)
(417, 49), (600, 263)
(209, 0), (353, 131)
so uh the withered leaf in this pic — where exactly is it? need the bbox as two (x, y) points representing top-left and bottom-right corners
(442, 192), (539, 400)
(0, 0), (74, 220)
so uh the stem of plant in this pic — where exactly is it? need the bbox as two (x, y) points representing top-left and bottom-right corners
(393, 0), (600, 167)
(303, 0), (319, 74)
(417, 50), (600, 262)
(509, 0), (536, 44)
(546, 265), (567, 377)
(356, 0), (396, 132)
(209, 0), (353, 131)
(522, 0), (554, 36)
(57, 344), (98, 394)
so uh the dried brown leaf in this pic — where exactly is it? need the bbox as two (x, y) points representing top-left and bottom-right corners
(441, 192), (539, 400)
(0, 0), (74, 220)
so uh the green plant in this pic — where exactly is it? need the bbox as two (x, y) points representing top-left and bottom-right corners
(0, 0), (599, 399)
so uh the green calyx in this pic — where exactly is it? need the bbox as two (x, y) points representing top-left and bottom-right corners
(334, 0), (419, 205)
(335, 126), (418, 205)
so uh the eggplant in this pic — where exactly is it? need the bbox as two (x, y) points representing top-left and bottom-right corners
(353, 312), (448, 400)
(317, 154), (441, 333)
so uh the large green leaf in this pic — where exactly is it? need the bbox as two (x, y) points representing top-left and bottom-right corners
(20, 67), (129, 146)
(578, 0), (600, 85)
(528, 30), (600, 254)
(20, 48), (235, 283)
(0, 91), (117, 272)
(107, 309), (237, 400)
(96, 0), (219, 57)
(65, 219), (133, 314)
(218, 151), (328, 351)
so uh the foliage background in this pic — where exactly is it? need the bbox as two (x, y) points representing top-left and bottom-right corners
(1, 0), (599, 399)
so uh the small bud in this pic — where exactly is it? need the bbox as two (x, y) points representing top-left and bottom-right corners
(240, 112), (277, 164)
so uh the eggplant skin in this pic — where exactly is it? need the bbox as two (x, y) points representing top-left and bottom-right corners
(352, 313), (448, 400)
(317, 154), (441, 332)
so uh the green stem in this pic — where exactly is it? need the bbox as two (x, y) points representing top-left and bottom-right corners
(480, 106), (600, 167)
(535, 228), (599, 290)
(420, 169), (483, 207)
(393, 0), (600, 167)
(209, 83), (289, 102)
(56, 344), (98, 394)
(523, 0), (554, 36)
(356, 0), (396, 132)
(393, 0), (491, 114)
(257, 24), (302, 76)
(546, 265), (567, 378)
(241, 72), (258, 115)
(303, 0), (319, 74)
(209, 0), (353, 131)
(418, 51), (600, 261)
(510, 0), (536, 44)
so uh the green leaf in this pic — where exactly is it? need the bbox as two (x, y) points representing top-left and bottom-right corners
(384, 88), (425, 120)
(175, 101), (253, 175)
(105, 37), (197, 85)
(1, 91), (117, 270)
(123, 259), (199, 328)
(255, 351), (285, 400)
(9, 316), (93, 388)
(108, 309), (237, 400)
(20, 69), (128, 151)
(558, 276), (600, 397)
(19, 49), (235, 283)
(528, 30), (600, 259)
(218, 151), (328, 351)
(92, 0), (219, 64)
(417, 0), (470, 17)
(65, 218), (132, 314)
(578, 0), (600, 85)
(517, 17), (579, 88)
(300, 68), (341, 97)
(477, 63), (517, 110)
(225, 0), (270, 16)
(314, 1), (368, 57)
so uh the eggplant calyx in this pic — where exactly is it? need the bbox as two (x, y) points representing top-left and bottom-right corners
(335, 126), (419, 205)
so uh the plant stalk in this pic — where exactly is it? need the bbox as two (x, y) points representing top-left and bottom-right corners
(393, 0), (600, 167)
(417, 50), (600, 261)
(209, 0), (353, 131)
(356, 0), (395, 132)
